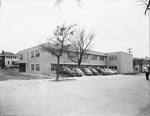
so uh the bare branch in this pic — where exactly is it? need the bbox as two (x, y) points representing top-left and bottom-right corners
(145, 0), (150, 15)
(66, 28), (95, 67)
(55, 0), (82, 7)
(138, 0), (150, 15)
(40, 23), (77, 80)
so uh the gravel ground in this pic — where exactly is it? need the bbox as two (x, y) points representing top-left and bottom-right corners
(0, 74), (150, 116)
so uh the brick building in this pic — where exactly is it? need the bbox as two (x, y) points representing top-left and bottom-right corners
(18, 45), (133, 75)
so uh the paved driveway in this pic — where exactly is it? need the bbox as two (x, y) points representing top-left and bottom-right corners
(0, 74), (150, 116)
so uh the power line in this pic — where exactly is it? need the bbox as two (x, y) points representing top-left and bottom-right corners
(132, 46), (149, 52)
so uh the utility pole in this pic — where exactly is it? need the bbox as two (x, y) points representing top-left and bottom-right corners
(149, 10), (150, 64)
(127, 48), (132, 54)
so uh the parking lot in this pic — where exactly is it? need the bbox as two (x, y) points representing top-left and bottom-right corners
(0, 73), (150, 116)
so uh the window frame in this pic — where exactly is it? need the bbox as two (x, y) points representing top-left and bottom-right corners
(99, 56), (105, 60)
(35, 50), (40, 57)
(109, 55), (117, 61)
(31, 51), (34, 58)
(83, 53), (88, 59)
(91, 55), (97, 60)
(31, 64), (34, 71)
(36, 64), (40, 71)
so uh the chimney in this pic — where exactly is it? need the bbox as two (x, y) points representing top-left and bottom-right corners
(2, 50), (5, 55)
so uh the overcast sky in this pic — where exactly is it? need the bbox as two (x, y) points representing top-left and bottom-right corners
(0, 0), (149, 58)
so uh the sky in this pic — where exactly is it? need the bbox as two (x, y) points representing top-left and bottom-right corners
(0, 0), (149, 58)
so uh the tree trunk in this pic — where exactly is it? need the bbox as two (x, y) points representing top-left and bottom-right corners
(56, 56), (60, 81)
(78, 60), (81, 69)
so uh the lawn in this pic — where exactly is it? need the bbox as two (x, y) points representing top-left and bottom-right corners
(0, 68), (52, 81)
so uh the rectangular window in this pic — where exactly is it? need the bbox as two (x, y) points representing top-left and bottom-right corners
(36, 64), (40, 71)
(20, 54), (23, 60)
(99, 56), (104, 60)
(91, 55), (97, 60)
(31, 51), (34, 58)
(51, 64), (57, 71)
(36, 50), (40, 57)
(83, 54), (88, 59)
(31, 64), (34, 71)
(109, 55), (117, 61)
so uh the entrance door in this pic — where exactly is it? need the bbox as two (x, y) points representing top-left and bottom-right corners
(19, 63), (26, 72)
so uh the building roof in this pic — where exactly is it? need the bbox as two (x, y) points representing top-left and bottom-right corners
(87, 50), (106, 56)
(0, 51), (17, 56)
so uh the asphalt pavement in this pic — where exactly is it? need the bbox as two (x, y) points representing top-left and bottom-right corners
(0, 74), (150, 116)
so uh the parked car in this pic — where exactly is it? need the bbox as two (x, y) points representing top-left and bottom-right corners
(88, 67), (99, 75)
(81, 68), (93, 76)
(111, 69), (118, 74)
(103, 68), (113, 75)
(73, 68), (84, 77)
(106, 69), (116, 75)
(96, 68), (108, 75)
(59, 67), (77, 77)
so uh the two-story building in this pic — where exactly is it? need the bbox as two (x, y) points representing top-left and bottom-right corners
(18, 45), (133, 75)
(0, 50), (19, 68)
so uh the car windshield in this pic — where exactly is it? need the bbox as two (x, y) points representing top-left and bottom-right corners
(85, 68), (91, 72)
(92, 68), (97, 72)
(75, 69), (81, 72)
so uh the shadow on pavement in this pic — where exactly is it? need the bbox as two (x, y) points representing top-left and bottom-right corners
(51, 78), (77, 82)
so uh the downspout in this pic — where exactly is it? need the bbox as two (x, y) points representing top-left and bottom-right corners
(121, 52), (123, 74)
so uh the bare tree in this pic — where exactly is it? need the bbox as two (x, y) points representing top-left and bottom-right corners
(139, 0), (150, 15)
(40, 23), (76, 81)
(67, 29), (95, 68)
(55, 0), (82, 6)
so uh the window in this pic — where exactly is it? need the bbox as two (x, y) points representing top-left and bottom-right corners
(67, 52), (77, 58)
(20, 54), (23, 60)
(91, 55), (97, 60)
(31, 51), (34, 58)
(36, 64), (40, 71)
(51, 64), (57, 71)
(109, 66), (117, 70)
(109, 55), (117, 61)
(36, 50), (40, 57)
(99, 56), (104, 60)
(83, 54), (88, 59)
(31, 64), (34, 71)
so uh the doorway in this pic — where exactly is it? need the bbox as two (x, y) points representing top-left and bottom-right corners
(19, 63), (26, 72)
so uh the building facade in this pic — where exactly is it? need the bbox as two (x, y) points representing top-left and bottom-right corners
(106, 52), (133, 73)
(18, 45), (133, 75)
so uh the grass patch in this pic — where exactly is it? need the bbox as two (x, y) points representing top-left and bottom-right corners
(0, 69), (51, 81)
